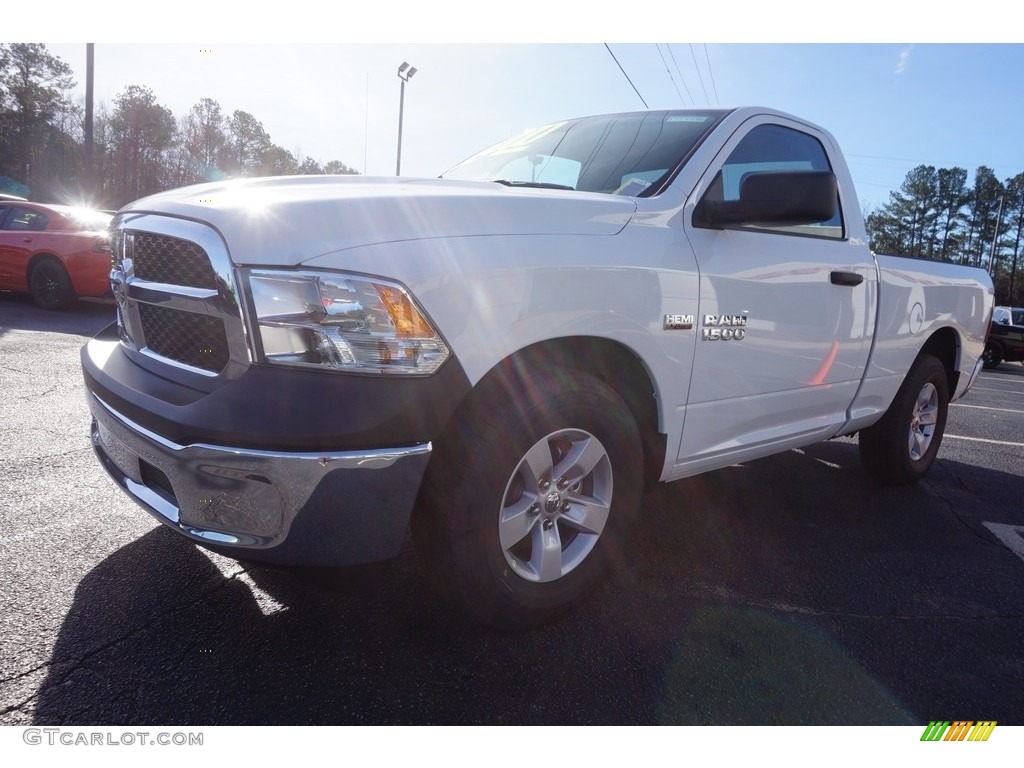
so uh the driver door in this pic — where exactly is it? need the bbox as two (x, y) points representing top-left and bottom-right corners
(675, 115), (875, 473)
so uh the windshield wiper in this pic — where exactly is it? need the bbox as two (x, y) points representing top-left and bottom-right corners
(489, 179), (575, 191)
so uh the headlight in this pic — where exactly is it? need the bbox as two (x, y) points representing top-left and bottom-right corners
(243, 269), (449, 375)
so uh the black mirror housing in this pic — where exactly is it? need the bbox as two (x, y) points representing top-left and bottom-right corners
(695, 170), (838, 229)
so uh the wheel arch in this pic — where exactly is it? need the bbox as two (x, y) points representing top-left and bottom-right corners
(436, 336), (666, 489)
(919, 326), (960, 394)
(26, 251), (64, 273)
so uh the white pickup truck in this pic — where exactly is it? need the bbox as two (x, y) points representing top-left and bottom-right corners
(82, 107), (994, 629)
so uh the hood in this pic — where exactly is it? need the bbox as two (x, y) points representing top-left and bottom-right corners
(118, 175), (638, 266)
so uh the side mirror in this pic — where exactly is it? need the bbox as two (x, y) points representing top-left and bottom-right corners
(694, 170), (838, 229)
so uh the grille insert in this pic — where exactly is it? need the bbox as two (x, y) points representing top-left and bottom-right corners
(139, 303), (229, 373)
(132, 232), (217, 289)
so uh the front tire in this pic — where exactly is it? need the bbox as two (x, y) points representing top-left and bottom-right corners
(859, 353), (949, 485)
(414, 369), (644, 631)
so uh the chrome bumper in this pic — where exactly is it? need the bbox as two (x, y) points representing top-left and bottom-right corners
(88, 393), (431, 566)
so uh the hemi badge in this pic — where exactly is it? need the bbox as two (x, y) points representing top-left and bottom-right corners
(664, 314), (694, 330)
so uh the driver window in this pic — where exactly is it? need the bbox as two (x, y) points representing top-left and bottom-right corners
(708, 124), (845, 239)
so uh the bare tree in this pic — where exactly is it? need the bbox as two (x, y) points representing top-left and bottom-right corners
(226, 110), (271, 176)
(181, 98), (228, 182)
(107, 85), (177, 204)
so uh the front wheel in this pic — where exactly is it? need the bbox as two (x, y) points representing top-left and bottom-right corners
(859, 353), (949, 485)
(413, 370), (644, 631)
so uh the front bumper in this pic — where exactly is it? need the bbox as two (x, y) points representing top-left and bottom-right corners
(88, 392), (431, 566)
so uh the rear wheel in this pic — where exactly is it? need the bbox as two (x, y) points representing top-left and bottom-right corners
(981, 340), (1002, 369)
(414, 369), (644, 631)
(859, 353), (949, 485)
(29, 257), (76, 310)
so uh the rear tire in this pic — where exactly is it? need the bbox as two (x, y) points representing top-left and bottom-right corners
(29, 257), (76, 310)
(413, 369), (644, 631)
(981, 340), (1002, 369)
(859, 353), (948, 485)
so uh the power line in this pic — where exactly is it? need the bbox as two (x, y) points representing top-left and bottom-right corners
(666, 45), (695, 105)
(656, 44), (687, 106)
(604, 44), (648, 108)
(703, 44), (720, 105)
(689, 44), (710, 105)
(847, 152), (1024, 171)
(845, 152), (921, 163)
(852, 178), (904, 188)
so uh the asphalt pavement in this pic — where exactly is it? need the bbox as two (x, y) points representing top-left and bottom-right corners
(1, 293), (1022, 725)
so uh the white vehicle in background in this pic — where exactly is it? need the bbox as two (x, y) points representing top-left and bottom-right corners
(82, 107), (994, 630)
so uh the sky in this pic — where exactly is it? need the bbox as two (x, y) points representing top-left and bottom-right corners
(13, 5), (1024, 214)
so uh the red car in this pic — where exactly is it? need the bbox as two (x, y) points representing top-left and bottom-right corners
(0, 201), (113, 310)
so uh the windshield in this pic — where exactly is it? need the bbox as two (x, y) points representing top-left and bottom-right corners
(441, 110), (727, 196)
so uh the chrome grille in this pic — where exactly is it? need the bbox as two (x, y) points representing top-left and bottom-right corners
(110, 214), (249, 386)
(132, 232), (218, 288)
(139, 303), (230, 373)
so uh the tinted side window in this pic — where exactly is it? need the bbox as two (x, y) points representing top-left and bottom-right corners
(709, 124), (844, 238)
(3, 207), (49, 232)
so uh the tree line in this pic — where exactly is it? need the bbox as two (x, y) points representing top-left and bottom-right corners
(4, 45), (1021, 305)
(0, 43), (358, 209)
(865, 164), (1024, 307)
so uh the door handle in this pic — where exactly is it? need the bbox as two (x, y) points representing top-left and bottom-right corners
(830, 271), (863, 287)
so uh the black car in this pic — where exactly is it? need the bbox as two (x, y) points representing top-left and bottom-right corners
(983, 306), (1024, 368)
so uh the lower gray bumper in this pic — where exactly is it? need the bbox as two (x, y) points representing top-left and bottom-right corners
(88, 392), (431, 566)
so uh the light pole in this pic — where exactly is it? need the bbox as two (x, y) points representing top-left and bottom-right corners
(84, 44), (94, 202)
(396, 62), (417, 176)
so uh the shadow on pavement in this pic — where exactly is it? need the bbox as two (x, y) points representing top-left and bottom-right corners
(30, 441), (1023, 725)
(0, 293), (114, 338)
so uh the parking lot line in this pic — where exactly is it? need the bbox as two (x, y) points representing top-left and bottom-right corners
(951, 403), (1024, 415)
(969, 386), (1024, 395)
(983, 523), (1024, 565)
(944, 434), (1024, 448)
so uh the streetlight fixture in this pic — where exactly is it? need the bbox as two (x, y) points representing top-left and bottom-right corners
(396, 62), (417, 176)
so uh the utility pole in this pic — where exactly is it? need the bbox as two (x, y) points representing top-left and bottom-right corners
(363, 72), (368, 175)
(395, 62), (417, 176)
(84, 44), (94, 202)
